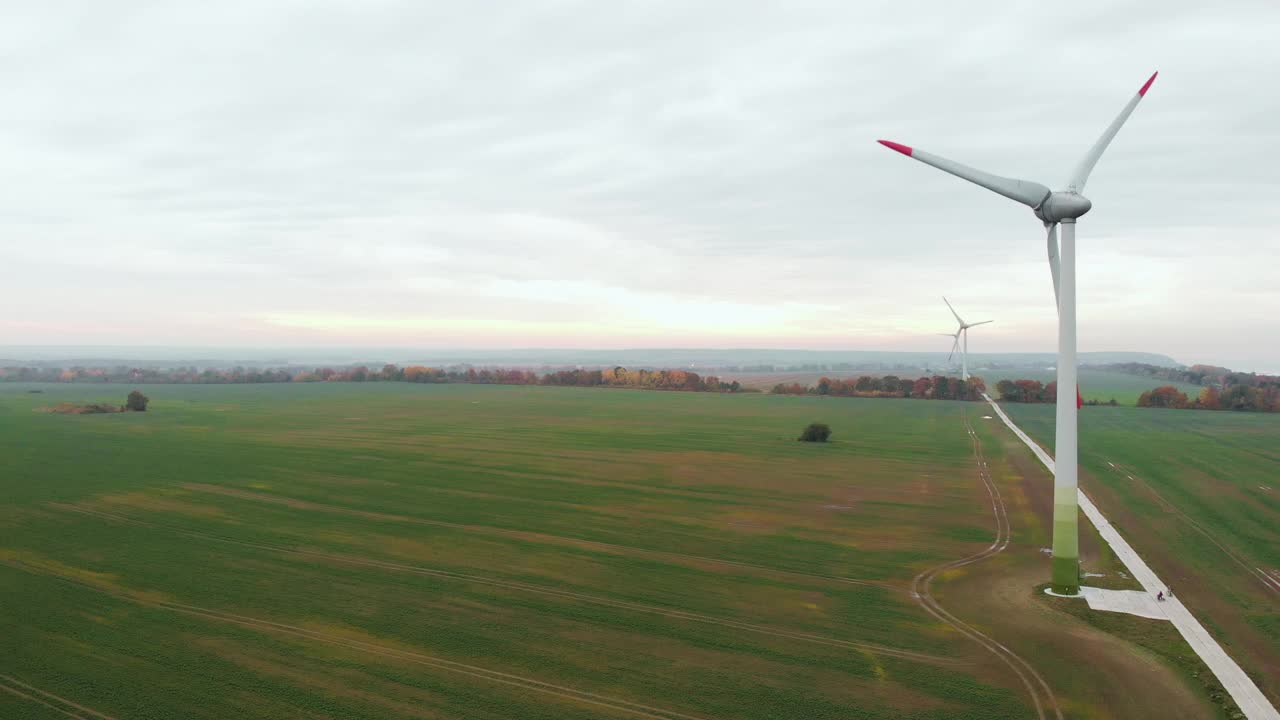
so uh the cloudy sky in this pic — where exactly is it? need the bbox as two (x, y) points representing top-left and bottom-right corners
(3, 0), (1278, 370)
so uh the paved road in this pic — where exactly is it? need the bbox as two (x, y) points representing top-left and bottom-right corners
(982, 394), (1280, 720)
(1075, 587), (1168, 621)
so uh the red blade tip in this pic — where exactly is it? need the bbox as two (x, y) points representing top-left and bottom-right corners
(878, 140), (913, 156)
(1139, 71), (1158, 97)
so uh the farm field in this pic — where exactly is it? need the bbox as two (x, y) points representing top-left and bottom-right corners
(1001, 403), (1280, 706)
(0, 382), (1225, 719)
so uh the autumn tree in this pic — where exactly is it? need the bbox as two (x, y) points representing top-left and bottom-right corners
(1137, 386), (1189, 409)
(1197, 386), (1221, 410)
(1016, 380), (1044, 402)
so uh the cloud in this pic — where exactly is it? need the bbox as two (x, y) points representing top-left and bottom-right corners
(1, 0), (1278, 370)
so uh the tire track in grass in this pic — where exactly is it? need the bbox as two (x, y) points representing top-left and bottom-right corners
(181, 482), (895, 591)
(1103, 461), (1280, 598)
(50, 503), (961, 668)
(0, 674), (118, 720)
(908, 412), (1062, 720)
(1, 559), (707, 720)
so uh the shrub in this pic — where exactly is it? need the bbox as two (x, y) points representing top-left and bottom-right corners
(798, 423), (832, 442)
(126, 390), (149, 412)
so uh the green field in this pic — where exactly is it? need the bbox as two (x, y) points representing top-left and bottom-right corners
(1001, 402), (1280, 702)
(0, 383), (1234, 718)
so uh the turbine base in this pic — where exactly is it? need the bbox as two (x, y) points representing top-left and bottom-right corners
(1052, 555), (1080, 595)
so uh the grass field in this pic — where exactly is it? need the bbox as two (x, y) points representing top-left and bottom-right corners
(1002, 402), (1280, 707)
(0, 383), (1233, 718)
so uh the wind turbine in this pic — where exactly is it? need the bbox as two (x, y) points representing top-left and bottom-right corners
(942, 297), (991, 381)
(939, 330), (961, 373)
(879, 71), (1157, 595)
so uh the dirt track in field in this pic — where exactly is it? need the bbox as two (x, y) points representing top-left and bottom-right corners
(908, 411), (1061, 720)
(0, 673), (119, 720)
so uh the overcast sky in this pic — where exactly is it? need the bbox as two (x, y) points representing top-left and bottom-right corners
(3, 0), (1278, 371)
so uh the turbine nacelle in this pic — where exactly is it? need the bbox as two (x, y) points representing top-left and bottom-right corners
(1036, 192), (1093, 224)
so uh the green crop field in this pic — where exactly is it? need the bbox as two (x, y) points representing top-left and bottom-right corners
(1000, 402), (1280, 703)
(0, 383), (1231, 718)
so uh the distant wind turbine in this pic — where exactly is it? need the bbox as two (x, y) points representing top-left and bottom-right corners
(942, 297), (991, 382)
(879, 72), (1158, 595)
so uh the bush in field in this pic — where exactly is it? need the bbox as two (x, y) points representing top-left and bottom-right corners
(798, 423), (831, 442)
(126, 390), (149, 412)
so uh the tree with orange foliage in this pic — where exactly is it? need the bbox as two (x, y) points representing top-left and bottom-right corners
(1197, 386), (1221, 410)
(1137, 386), (1189, 409)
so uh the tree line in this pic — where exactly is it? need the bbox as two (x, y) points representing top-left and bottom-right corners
(991, 374), (1277, 412)
(1137, 385), (1279, 412)
(1099, 362), (1230, 386)
(1111, 361), (1280, 412)
(769, 375), (986, 401)
(995, 379), (1056, 403)
(1, 366), (296, 384)
(0, 364), (748, 394)
(1101, 362), (1279, 392)
(995, 379), (1119, 406)
(394, 365), (746, 393)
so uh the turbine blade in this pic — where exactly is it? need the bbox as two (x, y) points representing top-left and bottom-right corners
(1046, 222), (1061, 311)
(1066, 72), (1157, 193)
(942, 296), (965, 325)
(879, 140), (1051, 208)
(968, 320), (993, 327)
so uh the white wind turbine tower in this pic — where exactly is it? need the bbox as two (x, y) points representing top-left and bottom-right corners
(879, 72), (1157, 594)
(942, 297), (991, 381)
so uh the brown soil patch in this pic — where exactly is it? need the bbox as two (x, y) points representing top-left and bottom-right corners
(35, 402), (125, 415)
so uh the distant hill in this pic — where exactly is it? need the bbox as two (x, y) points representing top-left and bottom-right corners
(0, 346), (1180, 372)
